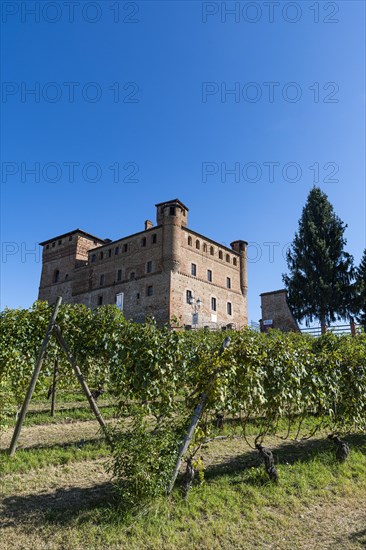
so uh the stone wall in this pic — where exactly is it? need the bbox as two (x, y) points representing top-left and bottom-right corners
(260, 289), (299, 332)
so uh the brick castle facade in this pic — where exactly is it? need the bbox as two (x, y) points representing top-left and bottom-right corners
(38, 199), (248, 328)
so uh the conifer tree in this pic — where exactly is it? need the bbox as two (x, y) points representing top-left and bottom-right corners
(283, 187), (354, 328)
(354, 249), (366, 329)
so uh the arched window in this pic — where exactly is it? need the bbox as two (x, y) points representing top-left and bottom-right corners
(54, 270), (60, 283)
(219, 250), (223, 260)
(233, 257), (237, 266)
(196, 240), (200, 250)
(188, 236), (192, 246)
(210, 246), (214, 256)
(203, 243), (207, 252)
(226, 254), (230, 263)
(130, 272), (135, 280)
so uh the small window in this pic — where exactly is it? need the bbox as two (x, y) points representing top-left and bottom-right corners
(233, 257), (237, 266)
(58, 240), (62, 245)
(226, 277), (231, 289)
(169, 206), (175, 215)
(147, 285), (153, 296)
(69, 236), (73, 241)
(188, 236), (192, 246)
(117, 269), (122, 281)
(108, 249), (112, 257)
(207, 269), (212, 282)
(91, 254), (96, 263)
(130, 272), (135, 280)
(54, 270), (60, 283)
(196, 240), (200, 250)
(141, 237), (146, 247)
(100, 251), (104, 260)
(227, 302), (232, 315)
(137, 292), (140, 299)
(186, 290), (193, 304)
(65, 274), (69, 281)
(210, 246), (214, 256)
(123, 243), (128, 253)
(46, 244), (49, 249)
(219, 250), (223, 260)
(52, 242), (55, 247)
(226, 254), (230, 263)
(146, 261), (152, 273)
(191, 263), (197, 276)
(152, 234), (157, 244)
(203, 243), (207, 252)
(211, 297), (217, 311)
(98, 296), (103, 306)
(100, 274), (105, 286)
(115, 246), (119, 255)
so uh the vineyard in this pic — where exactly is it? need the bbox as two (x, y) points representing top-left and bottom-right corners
(1, 301), (366, 548)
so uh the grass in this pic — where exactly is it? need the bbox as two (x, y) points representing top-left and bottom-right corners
(1, 403), (366, 549)
(0, 438), (109, 475)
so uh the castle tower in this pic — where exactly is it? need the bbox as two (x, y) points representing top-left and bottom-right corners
(230, 240), (248, 297)
(38, 230), (105, 304)
(156, 199), (189, 273)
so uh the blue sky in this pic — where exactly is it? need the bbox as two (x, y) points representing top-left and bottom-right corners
(1, 0), (365, 324)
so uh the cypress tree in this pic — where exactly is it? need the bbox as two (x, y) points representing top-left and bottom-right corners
(283, 187), (354, 329)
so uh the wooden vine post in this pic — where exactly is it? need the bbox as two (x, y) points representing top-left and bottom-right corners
(167, 336), (231, 493)
(50, 357), (58, 417)
(8, 296), (110, 456)
(9, 297), (62, 456)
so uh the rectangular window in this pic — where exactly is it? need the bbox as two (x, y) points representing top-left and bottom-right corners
(146, 261), (152, 273)
(141, 237), (146, 247)
(100, 274), (105, 286)
(207, 269), (212, 282)
(226, 277), (231, 289)
(169, 206), (175, 215)
(98, 296), (103, 306)
(147, 285), (153, 297)
(91, 254), (96, 263)
(117, 269), (122, 281)
(152, 234), (157, 244)
(123, 243), (128, 253)
(115, 246), (119, 255)
(211, 297), (217, 311)
(115, 292), (124, 310)
(191, 263), (197, 276)
(186, 290), (193, 304)
(227, 302), (232, 315)
(108, 249), (112, 257)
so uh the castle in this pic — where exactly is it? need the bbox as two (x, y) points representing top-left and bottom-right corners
(38, 199), (248, 328)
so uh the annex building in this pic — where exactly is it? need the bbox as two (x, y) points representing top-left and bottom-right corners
(38, 199), (248, 329)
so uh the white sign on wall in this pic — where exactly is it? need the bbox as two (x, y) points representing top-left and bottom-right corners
(263, 319), (273, 326)
(116, 292), (124, 311)
(192, 313), (199, 326)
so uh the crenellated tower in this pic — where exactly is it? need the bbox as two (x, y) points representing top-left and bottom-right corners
(230, 240), (248, 297)
(156, 199), (188, 273)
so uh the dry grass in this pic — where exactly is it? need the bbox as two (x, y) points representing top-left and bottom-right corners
(1, 418), (366, 549)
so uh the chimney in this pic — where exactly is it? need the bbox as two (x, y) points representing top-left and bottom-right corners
(145, 220), (153, 230)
